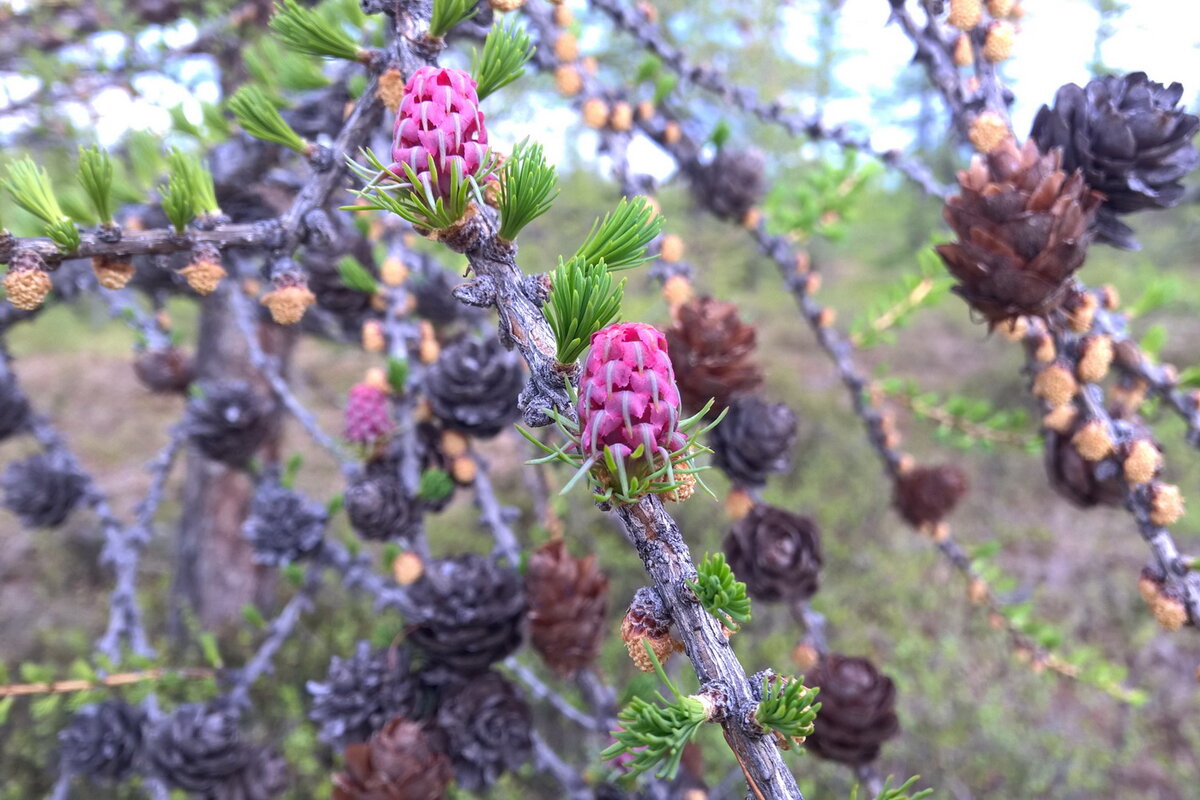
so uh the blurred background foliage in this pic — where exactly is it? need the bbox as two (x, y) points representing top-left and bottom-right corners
(1, 0), (1199, 797)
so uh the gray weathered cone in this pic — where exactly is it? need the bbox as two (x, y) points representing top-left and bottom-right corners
(709, 396), (796, 487)
(0, 366), (30, 439)
(434, 671), (532, 792)
(407, 553), (526, 675)
(59, 700), (146, 782)
(307, 642), (419, 748)
(425, 337), (524, 438)
(145, 703), (254, 794)
(185, 380), (275, 467)
(691, 146), (767, 222)
(1031, 72), (1200, 249)
(243, 479), (326, 565)
(209, 746), (289, 800)
(344, 463), (420, 541)
(2, 451), (87, 528)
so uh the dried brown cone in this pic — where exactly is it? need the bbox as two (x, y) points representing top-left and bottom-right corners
(4, 250), (52, 310)
(333, 718), (452, 800)
(892, 464), (968, 529)
(525, 539), (610, 677)
(92, 255), (136, 289)
(134, 346), (195, 394)
(665, 296), (763, 415)
(620, 587), (680, 672)
(937, 139), (1103, 326)
(1043, 413), (1124, 508)
(723, 504), (822, 603)
(803, 653), (900, 766)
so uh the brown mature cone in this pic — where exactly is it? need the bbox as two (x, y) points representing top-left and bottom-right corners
(892, 465), (968, 529)
(665, 296), (763, 415)
(936, 139), (1103, 326)
(134, 346), (195, 394)
(723, 504), (822, 603)
(333, 718), (452, 800)
(525, 539), (610, 678)
(1044, 413), (1126, 508)
(804, 654), (899, 766)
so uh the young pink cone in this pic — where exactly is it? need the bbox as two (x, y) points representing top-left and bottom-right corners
(390, 67), (488, 197)
(344, 382), (395, 445)
(578, 322), (688, 483)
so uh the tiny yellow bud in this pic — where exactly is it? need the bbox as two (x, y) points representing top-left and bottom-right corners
(376, 68), (406, 113)
(3, 265), (52, 310)
(609, 101), (634, 132)
(261, 284), (316, 325)
(451, 454), (477, 484)
(554, 65), (583, 96)
(92, 255), (136, 289)
(659, 234), (685, 263)
(364, 367), (390, 393)
(362, 320), (386, 353)
(582, 97), (609, 129)
(662, 274), (693, 308)
(983, 21), (1016, 62)
(1076, 335), (1114, 383)
(379, 258), (409, 286)
(948, 0), (983, 30)
(968, 111), (1011, 154)
(1032, 363), (1077, 408)
(392, 551), (424, 585)
(553, 32), (579, 62)
(1071, 420), (1113, 462)
(1123, 440), (1161, 485)
(953, 33), (974, 67)
(1149, 483), (1185, 526)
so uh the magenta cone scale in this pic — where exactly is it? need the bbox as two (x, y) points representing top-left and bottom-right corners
(578, 323), (688, 482)
(344, 383), (394, 445)
(390, 67), (488, 197)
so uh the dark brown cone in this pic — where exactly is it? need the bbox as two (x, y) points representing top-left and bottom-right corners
(1044, 416), (1124, 508)
(333, 718), (452, 800)
(892, 465), (968, 528)
(134, 346), (195, 394)
(723, 504), (822, 603)
(803, 654), (899, 766)
(665, 296), (763, 415)
(525, 539), (610, 677)
(936, 139), (1103, 326)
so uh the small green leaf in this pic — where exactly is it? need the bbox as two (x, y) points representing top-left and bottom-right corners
(572, 196), (663, 272)
(228, 84), (309, 154)
(281, 453), (304, 489)
(417, 468), (454, 503)
(472, 20), (535, 101)
(546, 256), (624, 364)
(387, 356), (409, 393)
(1140, 324), (1167, 359)
(337, 256), (378, 293)
(198, 631), (224, 668)
(3, 157), (80, 252)
(754, 674), (819, 744)
(242, 604), (268, 628)
(0, 697), (14, 725)
(270, 0), (363, 61)
(430, 0), (477, 39)
(76, 146), (115, 224)
(283, 562), (306, 587)
(497, 139), (558, 241)
(686, 553), (752, 631)
(601, 642), (708, 781)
